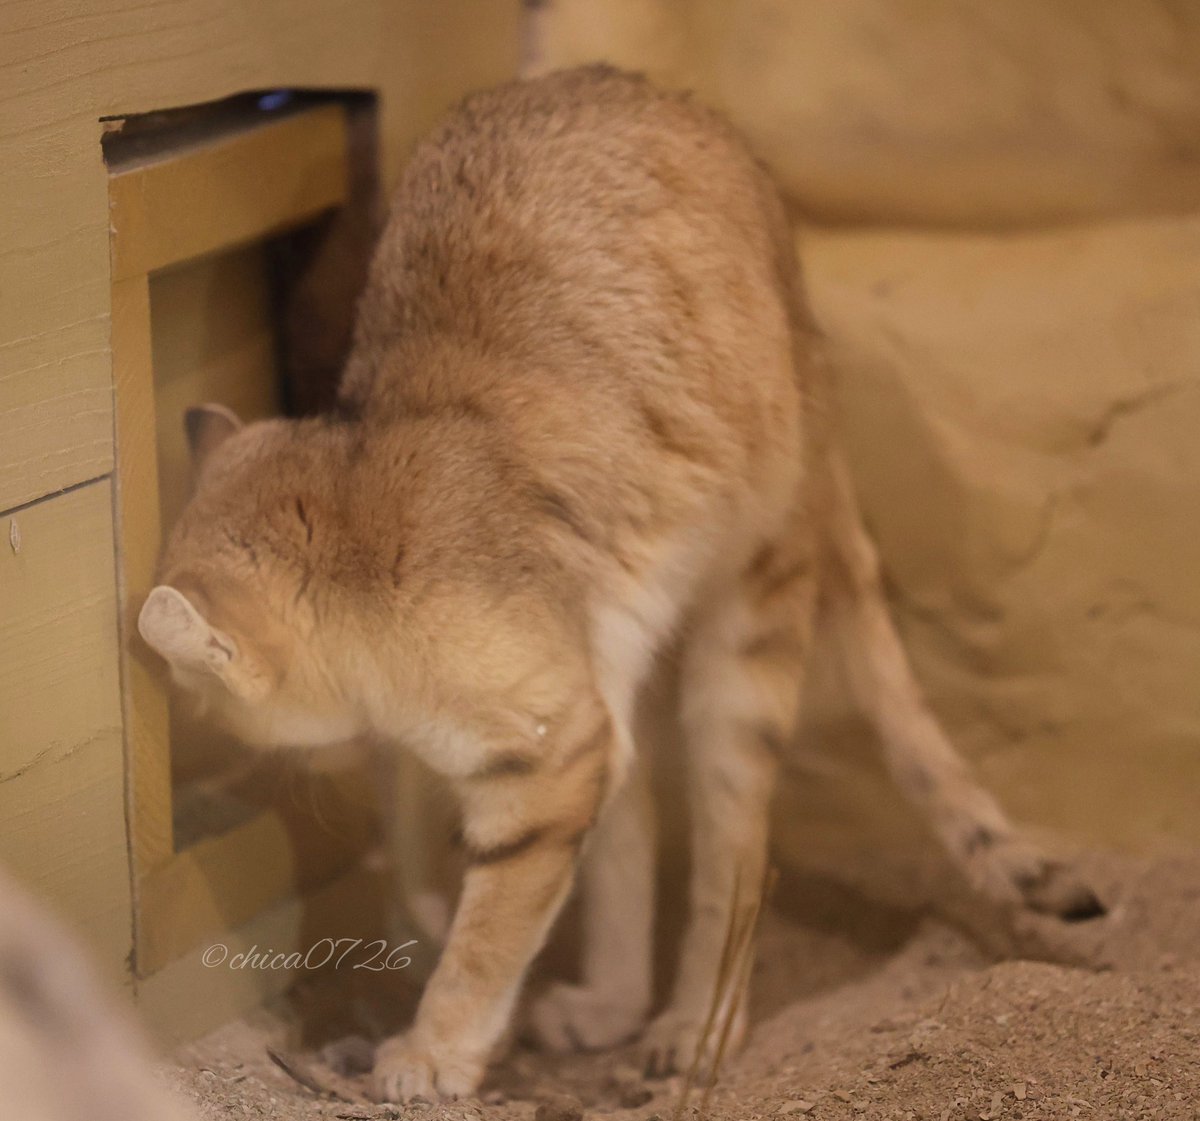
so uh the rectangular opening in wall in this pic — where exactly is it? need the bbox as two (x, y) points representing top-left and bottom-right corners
(104, 90), (383, 978)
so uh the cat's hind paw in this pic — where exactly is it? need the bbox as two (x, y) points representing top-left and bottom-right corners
(640, 1005), (747, 1079)
(528, 982), (647, 1052)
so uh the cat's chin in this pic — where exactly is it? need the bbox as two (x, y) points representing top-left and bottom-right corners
(290, 738), (374, 774)
(233, 705), (363, 752)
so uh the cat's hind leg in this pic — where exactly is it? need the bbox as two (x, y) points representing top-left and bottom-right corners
(642, 529), (817, 1077)
(822, 453), (1104, 921)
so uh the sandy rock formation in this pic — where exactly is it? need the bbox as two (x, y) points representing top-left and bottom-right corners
(526, 0), (1200, 227)
(799, 217), (1200, 857)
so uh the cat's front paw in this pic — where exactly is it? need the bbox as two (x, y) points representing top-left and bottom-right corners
(529, 981), (647, 1052)
(370, 1034), (482, 1102)
(640, 1005), (747, 1079)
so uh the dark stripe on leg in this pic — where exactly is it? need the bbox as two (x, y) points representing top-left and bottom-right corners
(467, 752), (539, 781)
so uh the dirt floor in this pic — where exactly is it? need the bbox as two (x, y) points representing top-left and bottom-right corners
(168, 849), (1200, 1121)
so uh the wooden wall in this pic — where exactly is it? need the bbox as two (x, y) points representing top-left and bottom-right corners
(0, 0), (521, 1001)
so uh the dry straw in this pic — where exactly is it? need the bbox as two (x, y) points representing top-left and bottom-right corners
(673, 864), (778, 1120)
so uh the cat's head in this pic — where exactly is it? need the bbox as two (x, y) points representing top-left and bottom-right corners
(137, 405), (365, 750)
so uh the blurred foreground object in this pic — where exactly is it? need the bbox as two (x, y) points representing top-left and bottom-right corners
(0, 868), (193, 1121)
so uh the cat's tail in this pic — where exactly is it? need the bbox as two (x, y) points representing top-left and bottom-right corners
(816, 450), (1105, 921)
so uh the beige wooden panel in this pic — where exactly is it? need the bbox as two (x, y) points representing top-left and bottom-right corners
(0, 324), (114, 513)
(0, 0), (521, 512)
(0, 480), (132, 987)
(0, 35), (113, 513)
(110, 105), (347, 282)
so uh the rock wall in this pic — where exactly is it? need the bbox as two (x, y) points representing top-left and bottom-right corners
(801, 217), (1200, 859)
(526, 0), (1200, 228)
(528, 1), (1200, 860)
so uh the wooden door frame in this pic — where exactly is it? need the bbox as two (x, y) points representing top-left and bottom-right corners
(107, 100), (361, 978)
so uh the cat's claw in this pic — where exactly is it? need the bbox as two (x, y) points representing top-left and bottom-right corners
(1016, 859), (1106, 921)
(966, 836), (1106, 922)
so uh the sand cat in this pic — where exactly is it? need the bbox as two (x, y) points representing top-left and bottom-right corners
(138, 65), (1102, 1102)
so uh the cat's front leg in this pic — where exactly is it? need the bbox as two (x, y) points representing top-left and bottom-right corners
(372, 708), (614, 1103)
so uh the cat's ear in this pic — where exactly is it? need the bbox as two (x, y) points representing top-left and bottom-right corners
(138, 585), (268, 701)
(184, 404), (242, 472)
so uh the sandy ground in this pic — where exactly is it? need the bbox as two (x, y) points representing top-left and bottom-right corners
(168, 849), (1200, 1121)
